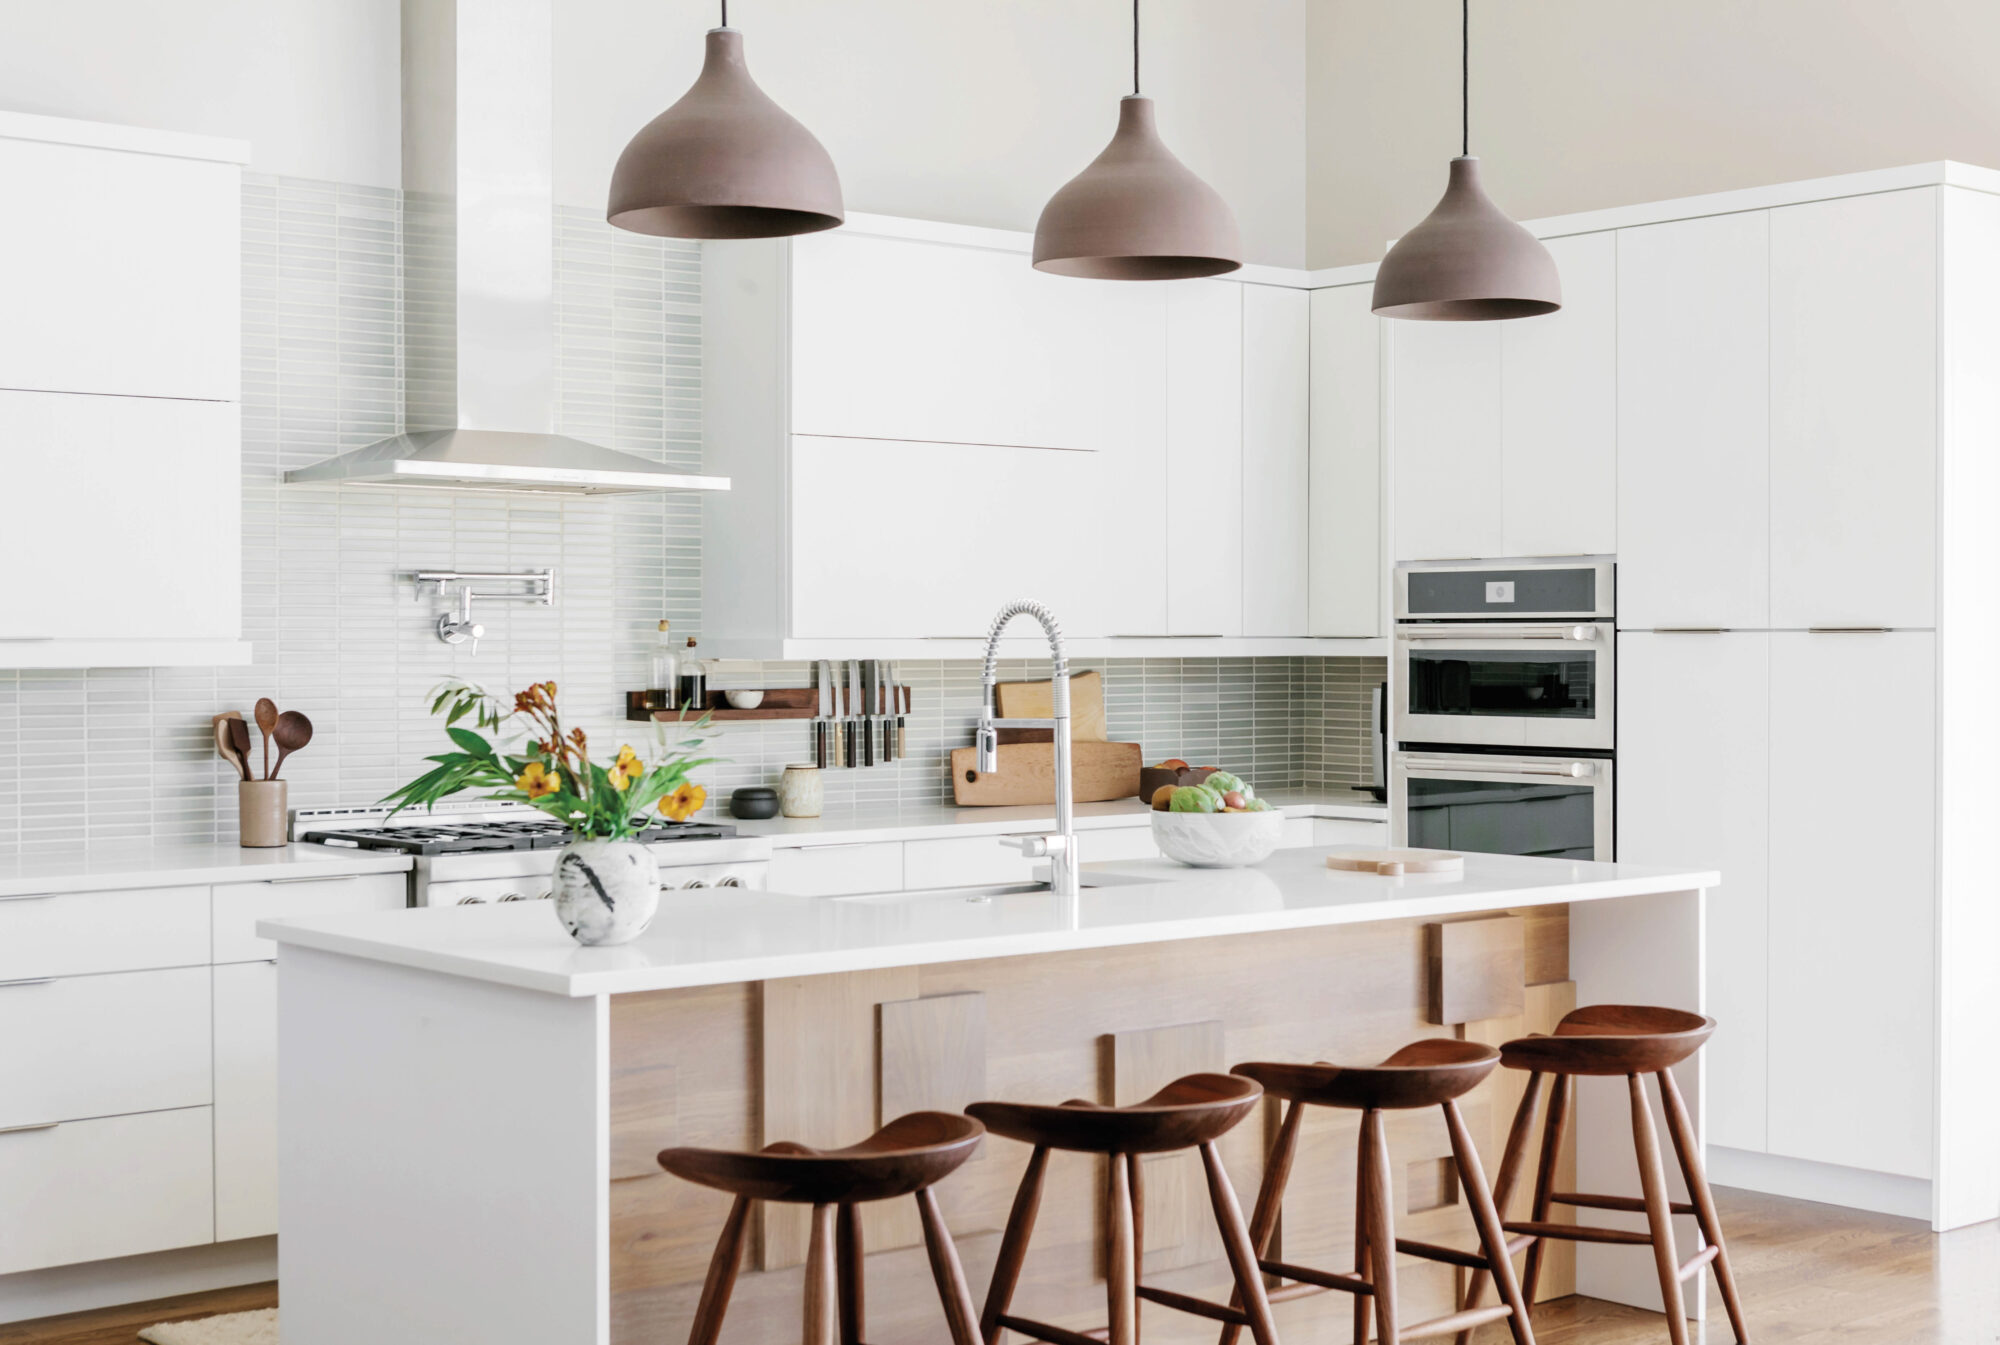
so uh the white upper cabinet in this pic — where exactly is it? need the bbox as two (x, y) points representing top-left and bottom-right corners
(1243, 285), (1310, 637)
(1617, 631), (1771, 1153)
(789, 230), (1167, 456)
(1770, 189), (1938, 629)
(1617, 210), (1772, 630)
(0, 127), (239, 402)
(1499, 231), (1618, 558)
(1308, 284), (1382, 637)
(1165, 281), (1243, 637)
(1389, 320), (1503, 561)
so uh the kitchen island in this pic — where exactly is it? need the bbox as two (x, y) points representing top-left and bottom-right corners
(263, 847), (1716, 1345)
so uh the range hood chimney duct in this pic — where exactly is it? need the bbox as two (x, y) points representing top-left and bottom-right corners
(286, 0), (729, 496)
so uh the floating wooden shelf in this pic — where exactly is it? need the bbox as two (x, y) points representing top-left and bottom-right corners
(626, 688), (817, 723)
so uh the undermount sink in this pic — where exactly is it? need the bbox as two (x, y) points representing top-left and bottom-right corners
(833, 871), (1158, 904)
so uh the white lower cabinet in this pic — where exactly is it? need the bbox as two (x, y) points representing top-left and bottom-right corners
(768, 842), (905, 897)
(0, 883), (209, 981)
(1767, 631), (1937, 1178)
(0, 1107), (214, 1276)
(214, 960), (279, 1242)
(1313, 818), (1387, 848)
(212, 872), (408, 964)
(0, 967), (211, 1130)
(1617, 632), (1771, 1152)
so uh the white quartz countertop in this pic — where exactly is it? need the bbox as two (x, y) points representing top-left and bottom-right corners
(734, 792), (1386, 846)
(0, 842), (413, 899)
(261, 847), (1716, 998)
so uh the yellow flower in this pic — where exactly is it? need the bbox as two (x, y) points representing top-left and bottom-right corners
(604, 765), (630, 792)
(614, 744), (645, 780)
(516, 762), (558, 799)
(659, 781), (707, 823)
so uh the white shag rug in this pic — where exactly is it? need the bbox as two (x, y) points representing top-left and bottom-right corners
(138, 1308), (278, 1344)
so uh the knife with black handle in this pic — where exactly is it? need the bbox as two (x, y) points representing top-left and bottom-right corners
(860, 660), (876, 767)
(814, 660), (831, 769)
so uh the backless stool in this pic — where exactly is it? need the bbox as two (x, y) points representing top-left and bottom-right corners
(658, 1112), (987, 1345)
(966, 1073), (1280, 1345)
(1455, 1005), (1749, 1345)
(1221, 1039), (1536, 1345)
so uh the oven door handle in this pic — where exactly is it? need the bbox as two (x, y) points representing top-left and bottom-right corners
(1398, 624), (1600, 642)
(1402, 758), (1598, 780)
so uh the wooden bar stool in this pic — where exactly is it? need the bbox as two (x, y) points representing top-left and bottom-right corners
(1454, 1005), (1749, 1345)
(658, 1111), (987, 1345)
(965, 1073), (1279, 1345)
(1219, 1039), (1536, 1345)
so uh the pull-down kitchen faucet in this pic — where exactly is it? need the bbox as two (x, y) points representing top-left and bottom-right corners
(975, 600), (1078, 898)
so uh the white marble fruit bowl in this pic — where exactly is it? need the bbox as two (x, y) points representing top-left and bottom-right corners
(1150, 809), (1286, 868)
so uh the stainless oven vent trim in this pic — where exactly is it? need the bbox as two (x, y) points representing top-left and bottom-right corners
(1395, 556), (1615, 621)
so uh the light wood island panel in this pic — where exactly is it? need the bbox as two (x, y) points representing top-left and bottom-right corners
(608, 907), (1573, 1345)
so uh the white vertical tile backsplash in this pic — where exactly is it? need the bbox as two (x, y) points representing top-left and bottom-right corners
(0, 178), (1376, 855)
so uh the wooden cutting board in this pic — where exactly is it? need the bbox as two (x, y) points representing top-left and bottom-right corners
(993, 670), (1107, 743)
(950, 740), (1141, 805)
(1324, 848), (1466, 876)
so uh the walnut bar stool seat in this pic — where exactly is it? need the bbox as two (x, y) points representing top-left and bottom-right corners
(966, 1073), (1279, 1345)
(1221, 1039), (1536, 1345)
(1455, 1005), (1749, 1345)
(658, 1111), (987, 1345)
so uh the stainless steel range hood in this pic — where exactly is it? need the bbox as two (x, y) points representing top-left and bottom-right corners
(286, 0), (727, 497)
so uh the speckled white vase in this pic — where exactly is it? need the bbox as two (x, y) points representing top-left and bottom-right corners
(553, 839), (660, 946)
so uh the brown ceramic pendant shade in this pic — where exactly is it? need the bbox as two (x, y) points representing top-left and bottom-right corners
(1371, 156), (1559, 320)
(607, 27), (842, 240)
(1033, 96), (1241, 280)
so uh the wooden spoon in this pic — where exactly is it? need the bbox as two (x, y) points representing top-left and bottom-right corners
(270, 710), (314, 780)
(211, 712), (250, 782)
(226, 716), (255, 780)
(254, 698), (278, 781)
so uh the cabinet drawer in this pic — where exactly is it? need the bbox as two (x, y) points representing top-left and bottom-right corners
(0, 1107), (214, 1276)
(1276, 817), (1317, 849)
(0, 885), (208, 980)
(214, 961), (277, 1241)
(1314, 819), (1388, 847)
(902, 837), (1038, 890)
(212, 872), (408, 963)
(768, 843), (904, 897)
(0, 967), (210, 1128)
(1079, 826), (1160, 864)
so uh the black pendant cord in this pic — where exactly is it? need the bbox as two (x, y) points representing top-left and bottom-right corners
(720, 0), (727, 27)
(1461, 0), (1470, 156)
(1133, 0), (1142, 96)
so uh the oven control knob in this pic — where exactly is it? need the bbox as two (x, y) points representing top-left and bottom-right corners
(498, 892), (524, 902)
(682, 878), (710, 889)
(717, 876), (743, 888)
(457, 895), (486, 905)
(537, 890), (551, 901)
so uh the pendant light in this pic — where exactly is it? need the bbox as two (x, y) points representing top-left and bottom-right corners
(607, 0), (843, 239)
(1032, 0), (1241, 280)
(1371, 0), (1558, 320)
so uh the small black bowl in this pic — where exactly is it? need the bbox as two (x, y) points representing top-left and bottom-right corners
(729, 786), (780, 820)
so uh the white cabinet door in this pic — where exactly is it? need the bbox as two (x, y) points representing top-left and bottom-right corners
(0, 967), (211, 1129)
(1166, 281), (1243, 636)
(212, 872), (408, 964)
(0, 137), (238, 402)
(1767, 631), (1936, 1178)
(788, 436), (1158, 639)
(214, 960), (278, 1241)
(1389, 321), (1502, 561)
(0, 1107), (213, 1275)
(1241, 284), (1309, 637)
(1617, 632), (1771, 1152)
(1617, 211), (1771, 630)
(0, 391), (239, 644)
(1500, 231), (1617, 558)
(767, 842), (904, 897)
(788, 231), (1167, 457)
(1308, 284), (1382, 637)
(1770, 190), (1938, 629)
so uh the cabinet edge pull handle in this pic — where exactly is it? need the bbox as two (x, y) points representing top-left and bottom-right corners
(0, 977), (55, 989)
(262, 873), (363, 885)
(1807, 626), (1893, 634)
(0, 1122), (60, 1136)
(1652, 627), (1728, 634)
(0, 891), (60, 902)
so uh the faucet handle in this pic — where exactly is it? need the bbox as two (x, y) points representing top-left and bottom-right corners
(975, 723), (999, 773)
(998, 835), (1049, 858)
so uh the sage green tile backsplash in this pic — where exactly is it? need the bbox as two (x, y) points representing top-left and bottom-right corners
(0, 177), (1379, 854)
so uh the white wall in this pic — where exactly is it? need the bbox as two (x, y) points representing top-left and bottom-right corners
(555, 0), (1309, 267)
(1308, 0), (2000, 267)
(0, 0), (401, 186)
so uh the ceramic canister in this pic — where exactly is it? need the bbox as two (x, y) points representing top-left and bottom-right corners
(778, 763), (823, 818)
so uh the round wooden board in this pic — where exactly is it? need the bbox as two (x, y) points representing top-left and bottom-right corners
(1324, 847), (1466, 876)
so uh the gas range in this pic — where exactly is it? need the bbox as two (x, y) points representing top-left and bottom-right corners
(291, 802), (772, 907)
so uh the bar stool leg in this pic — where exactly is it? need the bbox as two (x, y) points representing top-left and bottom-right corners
(1219, 1099), (1303, 1345)
(1199, 1140), (1281, 1345)
(918, 1186), (985, 1345)
(1360, 1110), (1400, 1345)
(1107, 1151), (1139, 1345)
(836, 1202), (864, 1345)
(981, 1145), (1050, 1345)
(1127, 1154), (1146, 1344)
(1520, 1074), (1573, 1304)
(805, 1202), (840, 1345)
(1442, 1100), (1536, 1345)
(1628, 1075), (1691, 1345)
(688, 1195), (753, 1345)
(1455, 1071), (1546, 1345)
(1657, 1069), (1751, 1343)
(1354, 1137), (1372, 1345)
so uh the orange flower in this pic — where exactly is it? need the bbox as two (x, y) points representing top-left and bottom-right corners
(516, 762), (558, 799)
(614, 745), (645, 781)
(659, 781), (707, 823)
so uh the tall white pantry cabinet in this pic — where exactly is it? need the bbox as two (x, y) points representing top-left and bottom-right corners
(1613, 169), (2000, 1231)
